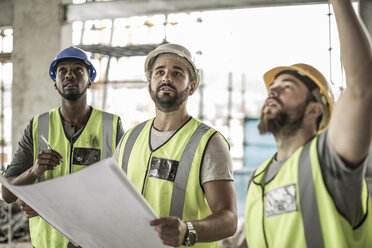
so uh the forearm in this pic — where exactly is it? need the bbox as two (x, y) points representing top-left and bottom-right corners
(192, 209), (237, 242)
(2, 168), (38, 203)
(150, 181), (237, 246)
(330, 0), (372, 86)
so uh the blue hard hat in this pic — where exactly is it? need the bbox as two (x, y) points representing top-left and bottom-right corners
(49, 46), (96, 81)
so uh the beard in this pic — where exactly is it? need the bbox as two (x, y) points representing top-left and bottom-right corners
(150, 83), (190, 112)
(258, 97), (308, 137)
(56, 82), (90, 101)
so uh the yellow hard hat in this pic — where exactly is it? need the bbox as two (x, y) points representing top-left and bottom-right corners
(263, 63), (334, 131)
(144, 43), (200, 88)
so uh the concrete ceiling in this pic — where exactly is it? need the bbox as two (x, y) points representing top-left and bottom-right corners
(64, 0), (330, 22)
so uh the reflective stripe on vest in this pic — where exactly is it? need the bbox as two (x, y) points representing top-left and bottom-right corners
(38, 112), (49, 182)
(122, 121), (147, 173)
(169, 123), (210, 218)
(102, 111), (114, 159)
(122, 122), (210, 219)
(38, 112), (49, 151)
(298, 140), (324, 248)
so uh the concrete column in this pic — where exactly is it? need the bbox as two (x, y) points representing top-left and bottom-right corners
(11, 0), (62, 152)
(0, 0), (13, 27)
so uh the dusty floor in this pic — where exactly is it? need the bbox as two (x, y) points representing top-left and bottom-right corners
(0, 242), (32, 248)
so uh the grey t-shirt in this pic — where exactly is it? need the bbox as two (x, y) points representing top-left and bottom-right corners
(264, 130), (366, 226)
(365, 148), (372, 178)
(4, 111), (124, 178)
(113, 126), (234, 184)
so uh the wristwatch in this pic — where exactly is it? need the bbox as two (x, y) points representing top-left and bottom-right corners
(183, 221), (197, 246)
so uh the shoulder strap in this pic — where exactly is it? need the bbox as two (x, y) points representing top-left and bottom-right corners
(169, 123), (211, 219)
(37, 112), (49, 153)
(37, 111), (50, 182)
(121, 121), (147, 173)
(298, 139), (324, 248)
(101, 111), (114, 159)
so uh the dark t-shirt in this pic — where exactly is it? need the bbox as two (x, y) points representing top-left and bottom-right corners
(264, 130), (366, 226)
(4, 111), (124, 178)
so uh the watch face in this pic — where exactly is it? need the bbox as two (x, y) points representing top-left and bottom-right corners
(188, 231), (197, 245)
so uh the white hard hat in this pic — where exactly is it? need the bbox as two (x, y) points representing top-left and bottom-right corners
(144, 43), (200, 88)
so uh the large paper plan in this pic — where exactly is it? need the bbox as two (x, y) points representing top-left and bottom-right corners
(0, 158), (166, 248)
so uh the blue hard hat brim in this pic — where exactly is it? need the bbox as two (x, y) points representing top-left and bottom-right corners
(49, 56), (96, 81)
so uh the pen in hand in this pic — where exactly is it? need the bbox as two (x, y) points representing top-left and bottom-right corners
(40, 135), (63, 163)
(40, 135), (53, 150)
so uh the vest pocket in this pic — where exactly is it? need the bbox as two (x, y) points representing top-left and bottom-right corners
(73, 147), (101, 165)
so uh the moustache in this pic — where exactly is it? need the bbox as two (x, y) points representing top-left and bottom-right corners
(157, 83), (176, 92)
(265, 96), (283, 107)
(63, 79), (77, 87)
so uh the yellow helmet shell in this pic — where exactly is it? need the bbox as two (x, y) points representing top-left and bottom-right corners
(263, 63), (334, 131)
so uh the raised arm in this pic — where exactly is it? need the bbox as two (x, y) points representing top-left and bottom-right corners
(328, 0), (372, 167)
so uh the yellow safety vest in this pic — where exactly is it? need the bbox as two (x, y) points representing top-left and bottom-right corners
(30, 107), (119, 248)
(118, 117), (225, 248)
(245, 136), (372, 248)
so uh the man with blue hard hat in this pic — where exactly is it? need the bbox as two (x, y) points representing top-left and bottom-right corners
(2, 46), (124, 248)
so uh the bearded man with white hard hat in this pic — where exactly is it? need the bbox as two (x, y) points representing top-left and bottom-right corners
(114, 43), (237, 247)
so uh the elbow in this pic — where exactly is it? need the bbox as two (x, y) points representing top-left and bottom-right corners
(230, 211), (238, 236)
(225, 209), (238, 238)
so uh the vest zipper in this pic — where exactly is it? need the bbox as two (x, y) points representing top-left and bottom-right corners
(260, 184), (269, 248)
(141, 152), (153, 195)
(69, 144), (73, 174)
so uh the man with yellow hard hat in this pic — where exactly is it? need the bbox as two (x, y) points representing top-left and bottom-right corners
(114, 43), (237, 247)
(245, 0), (372, 247)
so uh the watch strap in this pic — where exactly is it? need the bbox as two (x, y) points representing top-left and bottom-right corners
(183, 221), (197, 246)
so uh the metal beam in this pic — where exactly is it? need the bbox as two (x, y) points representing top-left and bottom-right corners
(0, 53), (11, 63)
(64, 0), (330, 22)
(77, 44), (158, 57)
